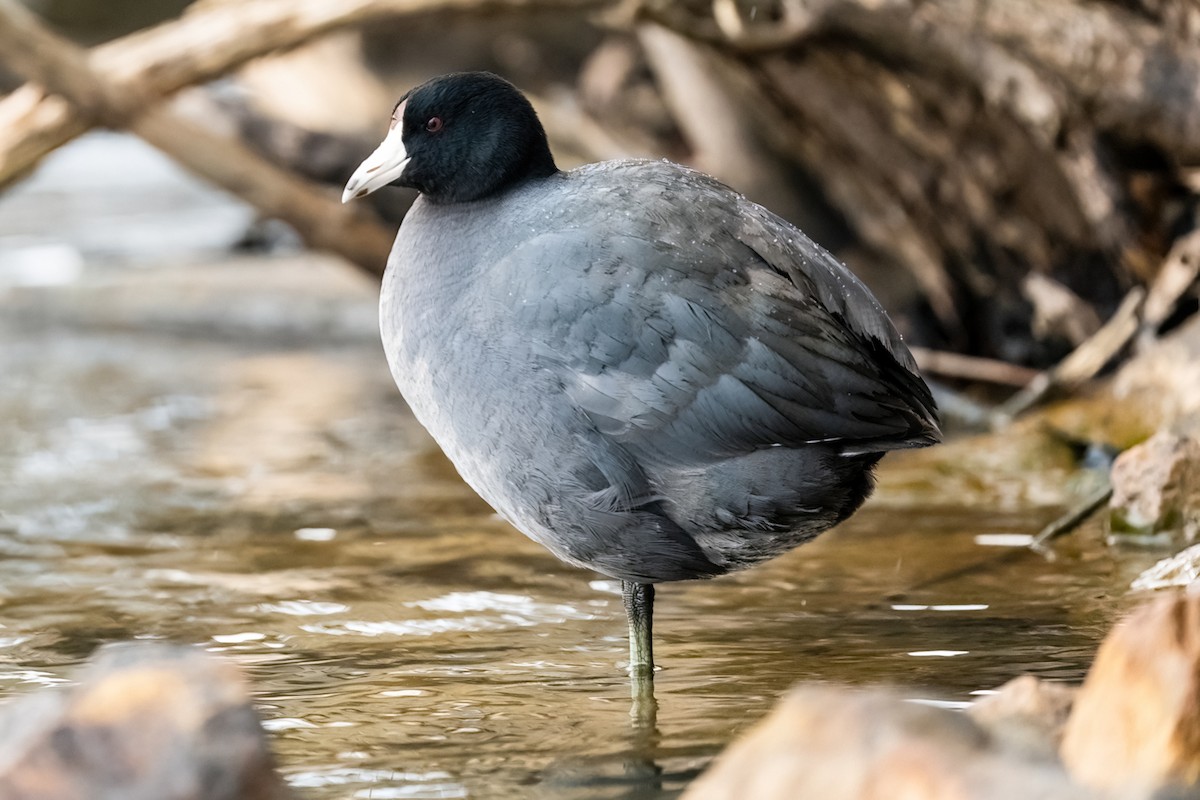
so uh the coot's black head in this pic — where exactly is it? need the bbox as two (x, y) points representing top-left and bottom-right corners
(342, 72), (557, 205)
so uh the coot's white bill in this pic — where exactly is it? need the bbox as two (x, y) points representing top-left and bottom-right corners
(342, 124), (410, 203)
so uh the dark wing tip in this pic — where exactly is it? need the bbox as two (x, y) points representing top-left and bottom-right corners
(843, 337), (942, 455)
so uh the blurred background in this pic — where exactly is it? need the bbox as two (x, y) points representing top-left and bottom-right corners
(0, 1), (1197, 798)
(6, 0), (1198, 359)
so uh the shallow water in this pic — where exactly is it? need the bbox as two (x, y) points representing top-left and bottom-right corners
(0, 135), (1164, 799)
(0, 266), (1161, 799)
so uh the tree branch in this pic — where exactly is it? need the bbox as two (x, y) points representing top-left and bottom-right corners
(0, 0), (610, 188)
(0, 0), (395, 276)
(646, 0), (1200, 160)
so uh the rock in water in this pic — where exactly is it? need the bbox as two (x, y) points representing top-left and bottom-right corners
(1061, 594), (1200, 795)
(0, 642), (293, 800)
(680, 686), (1091, 800)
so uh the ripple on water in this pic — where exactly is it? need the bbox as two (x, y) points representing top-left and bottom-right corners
(0, 669), (71, 688)
(257, 600), (350, 616)
(287, 768), (468, 799)
(299, 591), (601, 639)
(407, 591), (601, 620)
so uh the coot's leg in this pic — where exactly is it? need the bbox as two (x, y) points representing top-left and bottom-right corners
(622, 581), (655, 676)
(622, 581), (657, 721)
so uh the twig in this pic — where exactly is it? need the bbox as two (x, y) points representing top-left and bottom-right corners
(1141, 230), (1200, 338)
(994, 288), (1145, 423)
(909, 347), (1040, 387)
(1029, 483), (1114, 555)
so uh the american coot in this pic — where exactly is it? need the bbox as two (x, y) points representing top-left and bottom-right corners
(343, 72), (939, 679)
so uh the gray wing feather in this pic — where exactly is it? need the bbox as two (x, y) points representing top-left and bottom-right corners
(506, 170), (939, 467)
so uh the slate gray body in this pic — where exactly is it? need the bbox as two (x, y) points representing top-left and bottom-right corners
(380, 159), (938, 584)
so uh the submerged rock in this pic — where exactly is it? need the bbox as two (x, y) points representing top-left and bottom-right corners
(967, 675), (1077, 761)
(1108, 431), (1200, 543)
(0, 642), (293, 800)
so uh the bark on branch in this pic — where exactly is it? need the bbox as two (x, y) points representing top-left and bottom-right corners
(628, 0), (1196, 359)
(644, 0), (1200, 161)
(0, 0), (396, 275)
(0, 0), (609, 188)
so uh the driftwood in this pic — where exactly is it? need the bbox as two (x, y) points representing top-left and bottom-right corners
(908, 348), (1040, 388)
(996, 288), (1145, 422)
(1029, 483), (1114, 554)
(0, 0), (396, 275)
(628, 0), (1199, 361)
(645, 0), (1200, 159)
(1141, 230), (1200, 338)
(204, 92), (418, 231)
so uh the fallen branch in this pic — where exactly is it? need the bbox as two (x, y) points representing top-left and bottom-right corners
(909, 347), (1041, 387)
(1029, 483), (1114, 555)
(994, 288), (1146, 423)
(1141, 230), (1200, 338)
(204, 92), (415, 228)
(0, 0), (395, 276)
(635, 0), (1195, 337)
(0, 0), (610, 189)
(645, 0), (1200, 160)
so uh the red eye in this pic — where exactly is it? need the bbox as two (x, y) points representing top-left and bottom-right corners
(426, 116), (443, 133)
